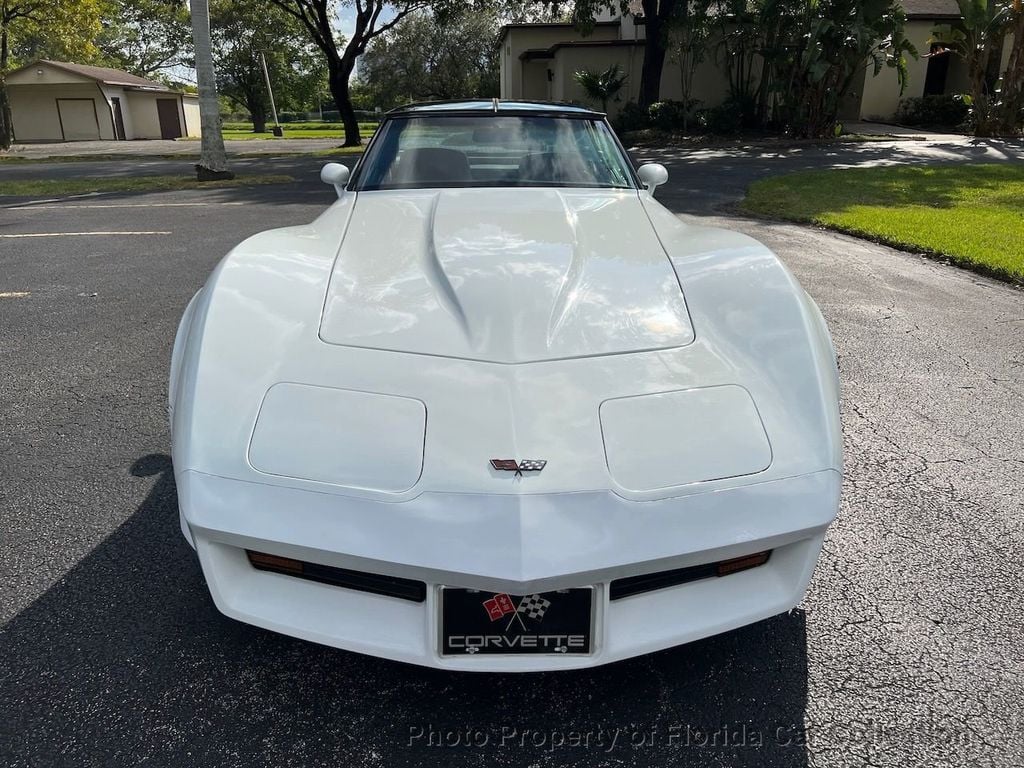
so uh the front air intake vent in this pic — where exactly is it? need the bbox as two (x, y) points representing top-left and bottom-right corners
(246, 550), (427, 602)
(610, 551), (771, 600)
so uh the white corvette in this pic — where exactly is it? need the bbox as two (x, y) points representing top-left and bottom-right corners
(169, 100), (841, 671)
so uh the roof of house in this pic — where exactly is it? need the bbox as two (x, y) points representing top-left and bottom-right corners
(520, 38), (646, 60)
(498, 20), (619, 41)
(12, 60), (173, 90)
(901, 0), (961, 19)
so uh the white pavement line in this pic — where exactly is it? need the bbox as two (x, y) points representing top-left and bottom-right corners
(0, 291), (31, 298)
(7, 202), (246, 210)
(0, 231), (171, 238)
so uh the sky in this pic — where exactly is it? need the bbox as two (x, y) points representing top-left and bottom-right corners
(336, 4), (398, 45)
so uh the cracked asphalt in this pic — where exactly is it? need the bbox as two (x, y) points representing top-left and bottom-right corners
(1, 144), (1022, 768)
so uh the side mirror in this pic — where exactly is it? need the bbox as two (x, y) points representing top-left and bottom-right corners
(321, 162), (350, 198)
(637, 163), (669, 194)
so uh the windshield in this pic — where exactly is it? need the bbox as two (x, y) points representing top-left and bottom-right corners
(353, 115), (636, 191)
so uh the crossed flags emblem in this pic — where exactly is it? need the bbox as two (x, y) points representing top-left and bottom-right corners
(482, 592), (551, 631)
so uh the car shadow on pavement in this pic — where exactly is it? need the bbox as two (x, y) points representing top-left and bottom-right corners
(0, 454), (810, 768)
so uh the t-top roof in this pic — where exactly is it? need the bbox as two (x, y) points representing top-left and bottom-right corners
(386, 99), (605, 118)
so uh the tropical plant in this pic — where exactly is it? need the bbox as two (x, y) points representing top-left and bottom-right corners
(713, 0), (761, 116)
(780, 0), (915, 138)
(933, 0), (1024, 136)
(671, 0), (712, 131)
(1000, 0), (1024, 133)
(574, 63), (627, 113)
(541, 0), (683, 107)
(189, 0), (231, 178)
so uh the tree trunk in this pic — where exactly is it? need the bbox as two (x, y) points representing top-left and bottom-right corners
(639, 0), (668, 107)
(248, 93), (267, 133)
(189, 0), (232, 178)
(328, 61), (361, 146)
(0, 81), (11, 150)
(0, 25), (12, 151)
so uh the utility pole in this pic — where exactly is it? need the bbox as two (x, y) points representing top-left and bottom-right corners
(259, 51), (282, 137)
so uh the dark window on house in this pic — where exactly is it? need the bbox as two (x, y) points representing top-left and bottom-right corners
(924, 44), (951, 97)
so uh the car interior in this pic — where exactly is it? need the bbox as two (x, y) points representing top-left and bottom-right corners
(357, 118), (632, 189)
(388, 147), (601, 186)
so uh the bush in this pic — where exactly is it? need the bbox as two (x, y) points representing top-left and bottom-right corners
(648, 100), (690, 130)
(702, 101), (742, 135)
(896, 95), (970, 128)
(700, 94), (759, 135)
(614, 101), (651, 132)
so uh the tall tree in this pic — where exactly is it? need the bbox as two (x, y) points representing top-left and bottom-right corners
(1, 0), (103, 149)
(98, 0), (193, 77)
(211, 0), (325, 132)
(672, 0), (712, 130)
(189, 0), (231, 178)
(357, 8), (499, 109)
(267, 0), (449, 146)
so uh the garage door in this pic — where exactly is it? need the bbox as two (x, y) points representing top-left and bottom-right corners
(57, 99), (101, 141)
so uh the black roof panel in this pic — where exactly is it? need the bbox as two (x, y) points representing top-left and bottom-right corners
(386, 99), (604, 118)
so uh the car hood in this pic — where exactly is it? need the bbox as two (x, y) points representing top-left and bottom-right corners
(318, 188), (694, 363)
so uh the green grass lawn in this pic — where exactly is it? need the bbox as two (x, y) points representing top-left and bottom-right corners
(0, 174), (294, 197)
(216, 121), (378, 141)
(218, 129), (375, 140)
(222, 121), (378, 132)
(742, 164), (1024, 282)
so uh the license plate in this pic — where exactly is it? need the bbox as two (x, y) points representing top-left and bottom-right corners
(440, 587), (593, 656)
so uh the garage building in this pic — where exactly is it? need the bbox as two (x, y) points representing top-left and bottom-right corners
(6, 60), (201, 142)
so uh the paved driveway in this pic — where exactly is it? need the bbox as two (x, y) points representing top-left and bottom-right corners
(0, 148), (1021, 767)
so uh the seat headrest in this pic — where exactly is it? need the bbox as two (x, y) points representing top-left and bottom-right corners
(394, 147), (471, 183)
(517, 152), (592, 183)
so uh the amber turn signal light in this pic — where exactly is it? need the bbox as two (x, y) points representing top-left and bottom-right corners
(716, 551), (771, 577)
(247, 550), (303, 574)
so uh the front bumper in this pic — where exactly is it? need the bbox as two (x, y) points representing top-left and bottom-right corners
(178, 468), (839, 671)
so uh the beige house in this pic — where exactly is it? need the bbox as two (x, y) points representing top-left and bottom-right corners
(6, 60), (200, 142)
(499, 1), (1012, 122)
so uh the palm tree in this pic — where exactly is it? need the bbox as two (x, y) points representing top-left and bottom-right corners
(189, 0), (232, 179)
(574, 64), (628, 113)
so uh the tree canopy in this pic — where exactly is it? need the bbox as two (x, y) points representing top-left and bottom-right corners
(97, 0), (193, 77)
(355, 9), (499, 110)
(211, 0), (326, 131)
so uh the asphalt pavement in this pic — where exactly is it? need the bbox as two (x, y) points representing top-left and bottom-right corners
(1, 145), (1022, 768)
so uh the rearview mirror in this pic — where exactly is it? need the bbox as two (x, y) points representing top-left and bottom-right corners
(637, 163), (668, 194)
(321, 162), (350, 197)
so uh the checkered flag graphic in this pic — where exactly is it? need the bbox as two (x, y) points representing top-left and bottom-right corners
(518, 460), (547, 472)
(517, 594), (551, 621)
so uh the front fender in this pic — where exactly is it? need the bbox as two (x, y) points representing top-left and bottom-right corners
(644, 199), (843, 475)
